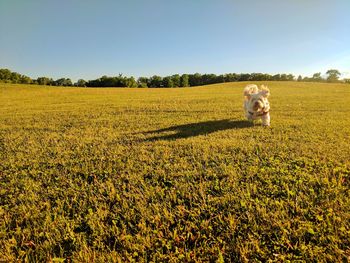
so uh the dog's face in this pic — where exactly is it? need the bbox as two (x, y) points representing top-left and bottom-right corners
(244, 85), (270, 113)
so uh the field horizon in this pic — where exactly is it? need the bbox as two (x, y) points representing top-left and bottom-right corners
(1, 81), (350, 262)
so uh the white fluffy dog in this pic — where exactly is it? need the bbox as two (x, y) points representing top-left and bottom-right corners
(243, 84), (270, 126)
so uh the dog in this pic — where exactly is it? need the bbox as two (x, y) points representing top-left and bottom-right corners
(243, 84), (270, 126)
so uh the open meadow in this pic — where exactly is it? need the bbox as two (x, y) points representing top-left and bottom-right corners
(1, 81), (350, 262)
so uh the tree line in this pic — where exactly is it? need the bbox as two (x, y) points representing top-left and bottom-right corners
(0, 68), (348, 87)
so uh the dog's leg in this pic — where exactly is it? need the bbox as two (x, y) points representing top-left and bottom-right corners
(261, 113), (270, 126)
(246, 113), (254, 122)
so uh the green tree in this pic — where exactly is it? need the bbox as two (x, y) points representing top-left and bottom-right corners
(137, 77), (149, 88)
(189, 73), (202, 86)
(171, 74), (181, 87)
(251, 73), (265, 81)
(75, 79), (86, 87)
(224, 73), (239, 82)
(162, 76), (174, 87)
(55, 78), (72, 86)
(10, 72), (20, 83)
(280, 74), (288, 81)
(180, 74), (189, 87)
(312, 72), (322, 82)
(326, 69), (341, 82)
(37, 77), (53, 85)
(272, 74), (281, 81)
(20, 75), (32, 84)
(125, 77), (138, 87)
(239, 73), (251, 81)
(287, 74), (295, 81)
(202, 74), (218, 84)
(149, 75), (163, 87)
(0, 69), (11, 82)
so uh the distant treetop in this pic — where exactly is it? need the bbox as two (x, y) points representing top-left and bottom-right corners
(0, 68), (347, 88)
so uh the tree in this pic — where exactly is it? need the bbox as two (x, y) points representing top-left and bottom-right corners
(224, 73), (239, 82)
(216, 74), (225, 83)
(1, 68), (339, 88)
(202, 74), (219, 85)
(272, 74), (281, 81)
(180, 74), (189, 87)
(10, 72), (20, 83)
(162, 76), (174, 87)
(75, 79), (86, 87)
(251, 73), (265, 81)
(0, 69), (33, 83)
(326, 69), (341, 82)
(54, 78), (72, 86)
(188, 73), (202, 86)
(149, 75), (163, 88)
(263, 74), (272, 81)
(20, 75), (32, 84)
(239, 73), (251, 81)
(312, 72), (322, 82)
(124, 77), (138, 87)
(280, 74), (287, 81)
(137, 77), (149, 88)
(171, 74), (181, 87)
(99, 75), (116, 87)
(86, 78), (101, 87)
(286, 74), (295, 81)
(0, 69), (11, 81)
(37, 77), (53, 85)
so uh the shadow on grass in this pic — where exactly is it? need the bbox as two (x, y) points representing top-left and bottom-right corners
(143, 119), (252, 141)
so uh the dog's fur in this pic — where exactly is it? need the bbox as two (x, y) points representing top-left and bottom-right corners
(243, 84), (270, 126)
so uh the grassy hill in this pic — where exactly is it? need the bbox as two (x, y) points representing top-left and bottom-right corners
(1, 82), (349, 262)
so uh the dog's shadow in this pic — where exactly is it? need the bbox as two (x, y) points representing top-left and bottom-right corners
(142, 119), (253, 141)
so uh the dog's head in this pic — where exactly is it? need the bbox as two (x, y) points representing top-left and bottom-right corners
(244, 84), (270, 113)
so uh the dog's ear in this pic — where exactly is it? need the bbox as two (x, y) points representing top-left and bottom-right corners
(244, 90), (252, 99)
(259, 85), (270, 98)
(244, 84), (258, 99)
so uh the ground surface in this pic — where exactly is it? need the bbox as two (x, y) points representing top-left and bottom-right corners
(1, 82), (349, 262)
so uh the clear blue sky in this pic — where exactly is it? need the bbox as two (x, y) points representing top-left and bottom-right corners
(1, 0), (349, 81)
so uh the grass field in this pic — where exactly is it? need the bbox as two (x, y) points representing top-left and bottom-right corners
(1, 81), (350, 262)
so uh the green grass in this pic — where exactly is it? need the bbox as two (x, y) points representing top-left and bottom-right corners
(1, 81), (349, 262)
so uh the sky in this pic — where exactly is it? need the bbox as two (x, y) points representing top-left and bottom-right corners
(0, 0), (349, 81)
